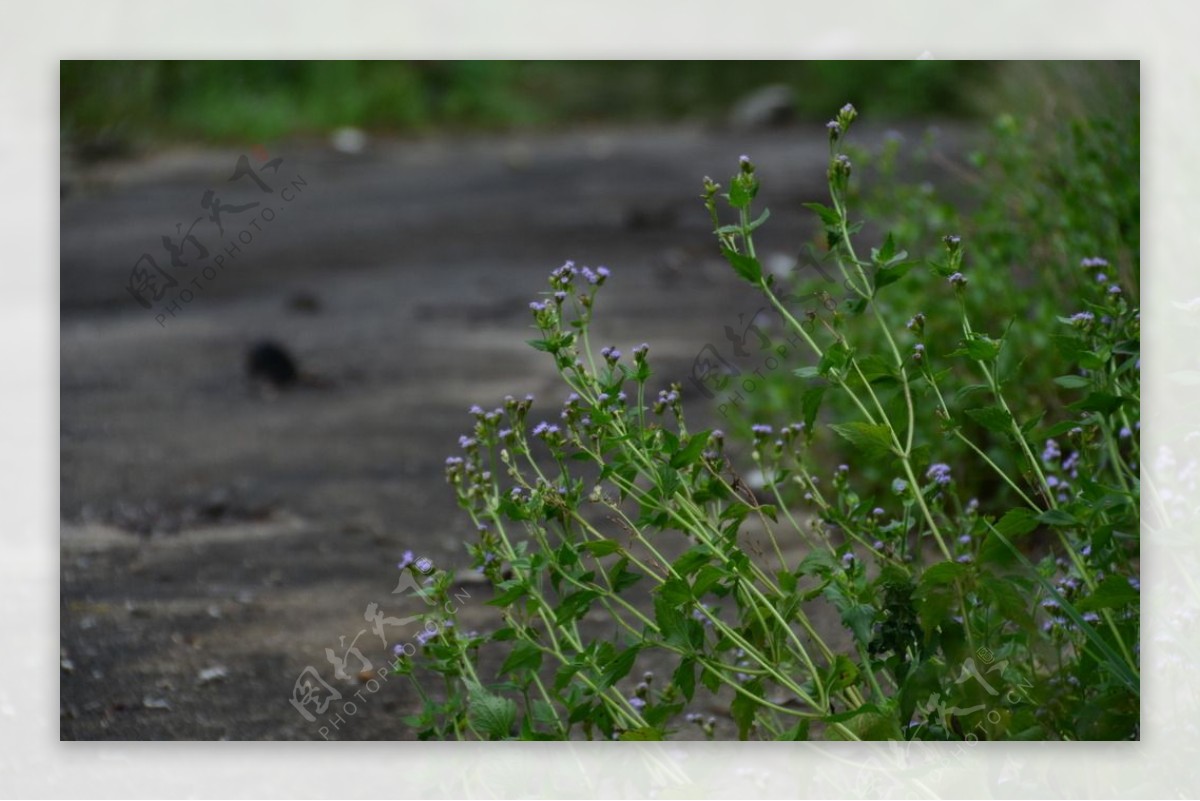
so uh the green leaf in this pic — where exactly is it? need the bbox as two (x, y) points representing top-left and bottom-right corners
(962, 334), (1002, 362)
(499, 641), (543, 676)
(467, 682), (517, 740)
(802, 201), (841, 227)
(747, 207), (772, 232)
(599, 645), (641, 688)
(826, 654), (861, 693)
(669, 432), (711, 469)
(920, 561), (969, 587)
(1037, 509), (1080, 527)
(730, 679), (762, 739)
(671, 547), (712, 578)
(977, 574), (1033, 627)
(721, 248), (762, 284)
(700, 663), (722, 694)
(818, 341), (851, 376)
(823, 586), (876, 648)
(691, 564), (726, 597)
(1054, 374), (1091, 389)
(728, 177), (757, 208)
(877, 232), (896, 264)
(580, 540), (622, 557)
(1077, 575), (1140, 612)
(797, 548), (839, 578)
(801, 386), (826, 432)
(873, 261), (916, 292)
(794, 365), (821, 380)
(611, 557), (642, 592)
(654, 596), (691, 649)
(829, 422), (895, 461)
(657, 578), (693, 606)
(488, 580), (529, 607)
(995, 507), (1040, 538)
(554, 590), (599, 625)
(673, 656), (697, 702)
(964, 405), (1013, 434)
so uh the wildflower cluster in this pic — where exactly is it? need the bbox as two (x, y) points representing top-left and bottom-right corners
(406, 105), (1139, 742)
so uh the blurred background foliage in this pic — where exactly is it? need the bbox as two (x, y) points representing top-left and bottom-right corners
(61, 60), (992, 148)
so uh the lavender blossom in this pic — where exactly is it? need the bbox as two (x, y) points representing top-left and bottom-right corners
(926, 463), (952, 486)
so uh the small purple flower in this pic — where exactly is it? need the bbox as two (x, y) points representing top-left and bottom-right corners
(1068, 311), (1094, 326)
(912, 343), (925, 362)
(841, 552), (855, 568)
(948, 272), (967, 288)
(872, 507), (885, 516)
(1095, 273), (1108, 283)
(633, 343), (650, 359)
(600, 345), (621, 365)
(1081, 256), (1109, 269)
(397, 550), (415, 570)
(529, 300), (547, 312)
(956, 554), (973, 564)
(926, 463), (952, 486)
(1082, 611), (1101, 624)
(958, 533), (971, 545)
(1119, 426), (1131, 438)
(1042, 439), (1061, 465)
(1129, 577), (1140, 591)
(1108, 284), (1122, 295)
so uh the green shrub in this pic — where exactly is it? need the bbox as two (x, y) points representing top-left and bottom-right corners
(398, 103), (1139, 741)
